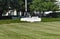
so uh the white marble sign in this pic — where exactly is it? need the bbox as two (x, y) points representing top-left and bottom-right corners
(21, 17), (41, 22)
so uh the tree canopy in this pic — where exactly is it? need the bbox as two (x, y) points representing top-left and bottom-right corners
(0, 0), (59, 12)
(30, 0), (59, 12)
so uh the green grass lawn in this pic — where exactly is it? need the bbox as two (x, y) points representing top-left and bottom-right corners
(0, 22), (60, 39)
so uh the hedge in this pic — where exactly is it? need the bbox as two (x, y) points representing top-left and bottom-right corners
(41, 18), (60, 22)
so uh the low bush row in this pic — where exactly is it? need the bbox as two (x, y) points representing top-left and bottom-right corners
(42, 18), (60, 22)
(0, 18), (60, 24)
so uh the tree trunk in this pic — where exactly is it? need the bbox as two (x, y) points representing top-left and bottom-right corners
(0, 11), (2, 19)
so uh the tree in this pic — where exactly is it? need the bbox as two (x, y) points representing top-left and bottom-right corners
(29, 0), (59, 12)
(0, 0), (6, 19)
(17, 0), (26, 12)
(0, 0), (21, 19)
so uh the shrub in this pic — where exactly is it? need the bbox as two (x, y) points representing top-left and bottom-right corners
(41, 18), (60, 22)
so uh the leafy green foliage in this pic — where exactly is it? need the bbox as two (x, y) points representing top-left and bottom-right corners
(30, 0), (59, 11)
(18, 0), (24, 11)
(42, 18), (60, 22)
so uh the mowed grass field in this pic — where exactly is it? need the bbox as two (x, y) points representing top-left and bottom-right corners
(0, 22), (60, 39)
